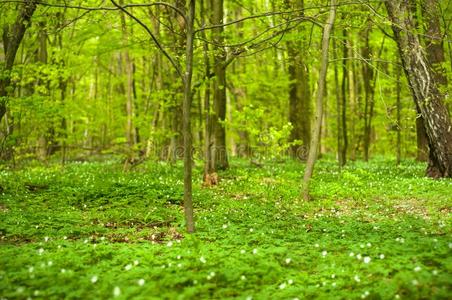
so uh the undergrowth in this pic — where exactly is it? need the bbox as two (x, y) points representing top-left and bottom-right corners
(0, 158), (451, 299)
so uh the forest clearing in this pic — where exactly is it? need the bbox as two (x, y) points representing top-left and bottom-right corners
(1, 0), (451, 299)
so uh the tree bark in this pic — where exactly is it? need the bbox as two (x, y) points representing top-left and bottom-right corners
(385, 0), (452, 178)
(201, 0), (217, 186)
(119, 0), (136, 162)
(360, 22), (374, 162)
(286, 0), (311, 160)
(183, 0), (196, 232)
(211, 0), (229, 170)
(302, 0), (336, 200)
(0, 0), (37, 123)
(341, 27), (348, 165)
(396, 63), (402, 165)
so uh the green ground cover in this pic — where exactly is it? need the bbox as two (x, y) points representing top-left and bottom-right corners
(0, 158), (451, 299)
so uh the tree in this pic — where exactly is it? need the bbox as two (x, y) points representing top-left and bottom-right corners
(302, 0), (336, 200)
(285, 0), (311, 159)
(0, 0), (37, 123)
(385, 0), (452, 178)
(211, 0), (229, 171)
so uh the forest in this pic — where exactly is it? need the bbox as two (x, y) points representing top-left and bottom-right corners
(0, 0), (451, 299)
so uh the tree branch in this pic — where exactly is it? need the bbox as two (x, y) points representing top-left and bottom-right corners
(109, 0), (183, 81)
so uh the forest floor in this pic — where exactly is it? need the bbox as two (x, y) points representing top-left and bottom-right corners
(0, 158), (451, 299)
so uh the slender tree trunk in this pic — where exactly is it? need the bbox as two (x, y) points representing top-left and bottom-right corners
(0, 0), (37, 123)
(302, 0), (336, 200)
(341, 27), (348, 165)
(385, 0), (452, 177)
(333, 39), (343, 167)
(119, 1), (136, 157)
(211, 0), (229, 170)
(183, 0), (196, 232)
(201, 0), (217, 186)
(360, 22), (373, 162)
(286, 0), (311, 160)
(396, 63), (402, 165)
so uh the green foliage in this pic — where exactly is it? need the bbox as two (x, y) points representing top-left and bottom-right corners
(1, 158), (451, 299)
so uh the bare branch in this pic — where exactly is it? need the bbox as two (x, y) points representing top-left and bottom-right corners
(109, 0), (183, 80)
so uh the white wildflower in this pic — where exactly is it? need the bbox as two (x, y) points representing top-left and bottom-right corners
(252, 248), (258, 254)
(125, 264), (132, 271)
(414, 266), (421, 272)
(285, 258), (291, 264)
(138, 279), (145, 286)
(363, 257), (371, 264)
(321, 250), (327, 257)
(113, 286), (121, 297)
(91, 275), (98, 283)
(354, 275), (361, 282)
(200, 256), (206, 264)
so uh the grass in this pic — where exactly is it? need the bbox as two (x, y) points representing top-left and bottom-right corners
(0, 157), (451, 299)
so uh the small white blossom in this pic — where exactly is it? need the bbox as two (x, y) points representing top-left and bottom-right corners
(285, 258), (291, 264)
(356, 254), (362, 260)
(241, 275), (246, 281)
(252, 248), (258, 254)
(61, 268), (66, 273)
(379, 254), (385, 259)
(240, 249), (246, 254)
(354, 275), (361, 282)
(138, 279), (145, 286)
(222, 224), (228, 229)
(321, 250), (327, 257)
(288, 279), (294, 285)
(249, 228), (254, 232)
(166, 241), (173, 247)
(414, 266), (421, 272)
(38, 248), (44, 255)
(44, 237), (49, 242)
(315, 243), (319, 248)
(133, 260), (139, 266)
(91, 275), (98, 283)
(47, 261), (53, 266)
(412, 279), (419, 286)
(125, 264), (132, 271)
(200, 256), (206, 264)
(363, 257), (371, 264)
(279, 283), (287, 289)
(349, 252), (355, 257)
(113, 286), (121, 297)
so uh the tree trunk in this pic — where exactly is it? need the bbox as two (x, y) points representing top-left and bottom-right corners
(341, 27), (348, 165)
(385, 0), (452, 178)
(396, 63), (402, 165)
(286, 0), (311, 160)
(0, 0), (37, 123)
(119, 1), (136, 163)
(211, 0), (229, 170)
(201, 0), (217, 186)
(183, 0), (196, 232)
(302, 0), (336, 200)
(360, 22), (374, 162)
(333, 38), (343, 167)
